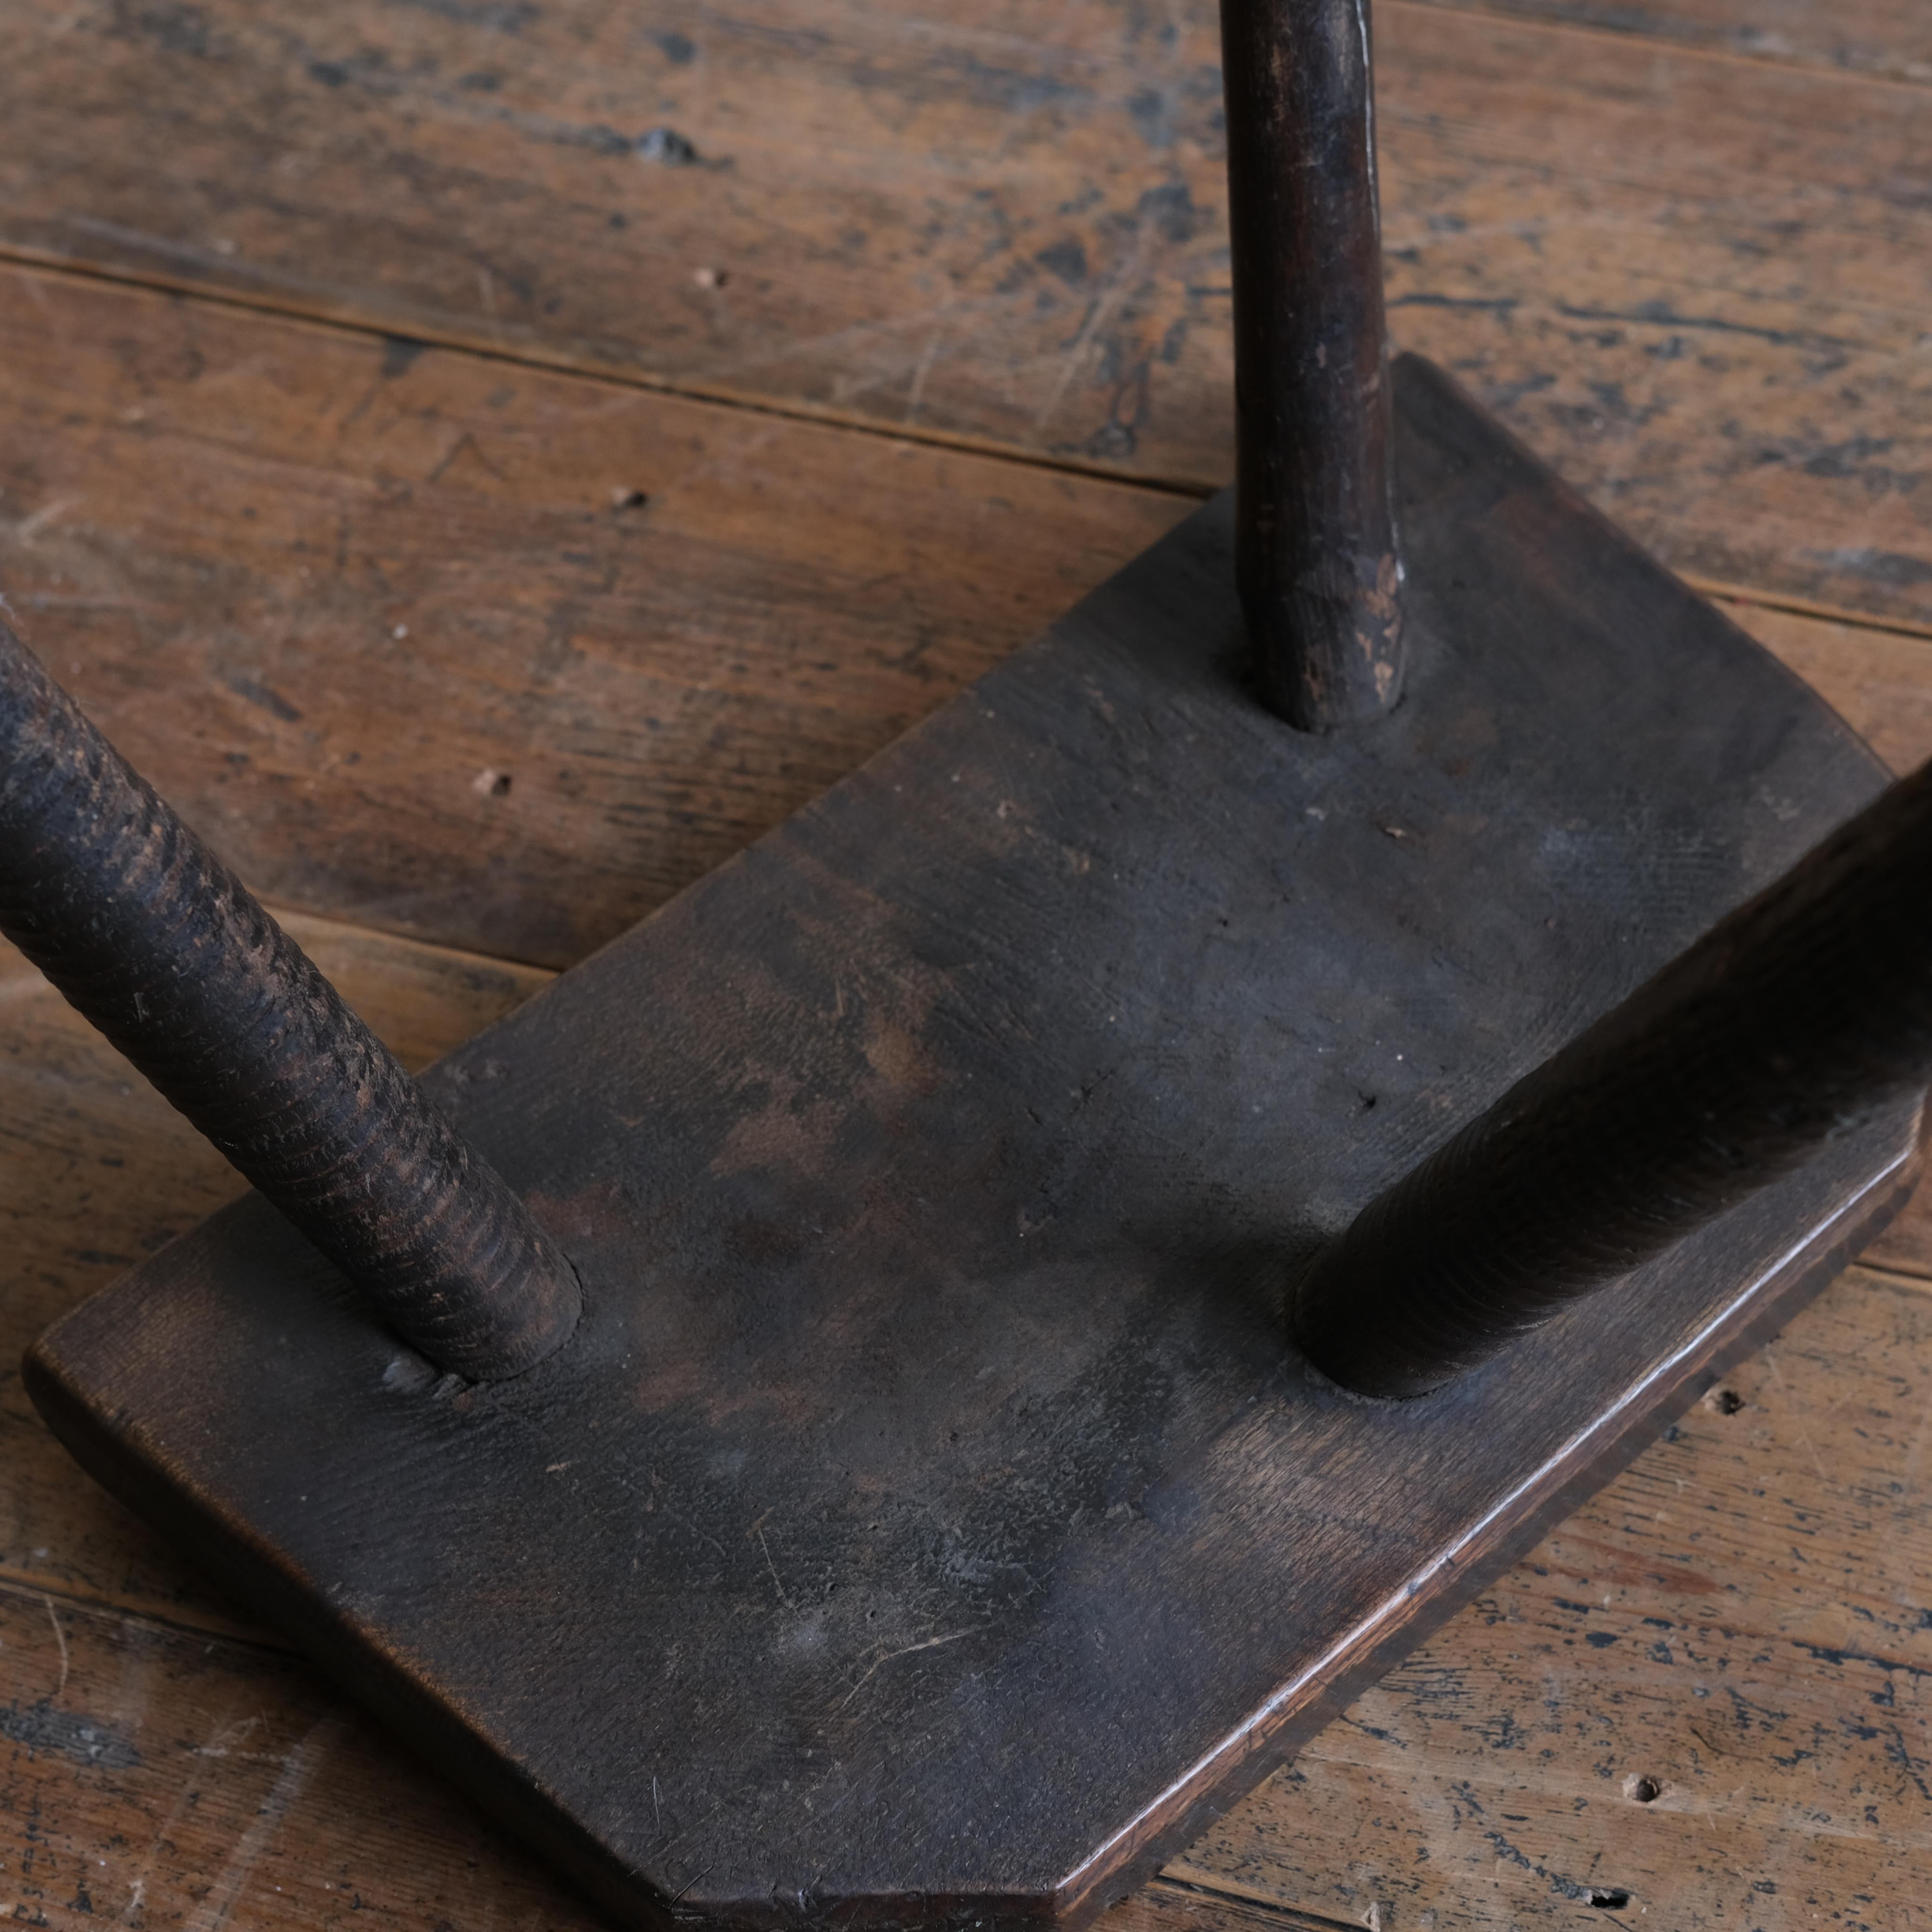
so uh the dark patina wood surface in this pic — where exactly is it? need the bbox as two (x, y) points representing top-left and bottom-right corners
(1221, 0), (1403, 729)
(24, 359), (1926, 1926)
(6, 0), (1932, 1926)
(1297, 754), (1932, 1397)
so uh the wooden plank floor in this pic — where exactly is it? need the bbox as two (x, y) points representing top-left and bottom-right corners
(2, 0), (1932, 1925)
(7, 0), (1932, 630)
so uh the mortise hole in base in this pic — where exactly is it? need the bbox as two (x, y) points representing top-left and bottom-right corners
(1587, 1889), (1632, 1910)
(1623, 1774), (1662, 1804)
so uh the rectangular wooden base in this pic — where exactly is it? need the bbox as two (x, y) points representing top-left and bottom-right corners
(26, 358), (1921, 1931)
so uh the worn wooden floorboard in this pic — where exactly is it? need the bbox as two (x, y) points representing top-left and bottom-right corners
(1422, 0), (1932, 85)
(0, 261), (1186, 968)
(4, 901), (1932, 1930)
(2, 261), (1928, 979)
(2, 3), (1930, 630)
(1875, 1196), (1932, 1282)
(1417, 0), (1932, 85)
(0, 1575), (607, 1932)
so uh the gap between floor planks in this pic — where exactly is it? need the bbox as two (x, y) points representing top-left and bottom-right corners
(1410, 0), (1932, 87)
(0, 238), (1219, 504)
(2, 257), (1929, 976)
(4, 239), (1930, 658)
(4, 0), (1931, 630)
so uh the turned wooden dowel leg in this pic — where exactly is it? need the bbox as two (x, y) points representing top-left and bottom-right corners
(0, 622), (579, 1381)
(1296, 757), (1932, 1399)
(1220, 0), (1404, 731)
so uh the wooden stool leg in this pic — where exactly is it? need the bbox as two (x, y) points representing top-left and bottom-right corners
(1220, 0), (1404, 731)
(0, 621), (579, 1381)
(1296, 756), (1932, 1398)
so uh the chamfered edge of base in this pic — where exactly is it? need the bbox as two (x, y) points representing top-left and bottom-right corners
(1044, 1131), (1924, 1926)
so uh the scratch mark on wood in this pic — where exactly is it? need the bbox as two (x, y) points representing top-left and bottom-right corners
(905, 330), (944, 423)
(838, 1627), (983, 1709)
(180, 1716), (346, 1932)
(756, 1526), (794, 1612)
(1758, 1343), (1830, 1486)
(44, 1593), (69, 1698)
(14, 497), (78, 543)
(1031, 218), (1155, 436)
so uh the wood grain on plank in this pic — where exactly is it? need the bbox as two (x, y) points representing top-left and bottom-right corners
(0, 262), (1184, 967)
(1416, 0), (1932, 85)
(1860, 1180), (1932, 1286)
(7, 263), (1932, 983)
(4, 902), (1932, 1929)
(3, 2), (1929, 629)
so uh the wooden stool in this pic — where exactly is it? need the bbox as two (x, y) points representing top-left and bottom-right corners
(7, 2), (1928, 1925)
